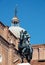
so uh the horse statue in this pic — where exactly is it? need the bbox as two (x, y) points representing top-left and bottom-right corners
(18, 30), (33, 63)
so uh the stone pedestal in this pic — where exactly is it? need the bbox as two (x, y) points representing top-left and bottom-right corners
(17, 63), (30, 65)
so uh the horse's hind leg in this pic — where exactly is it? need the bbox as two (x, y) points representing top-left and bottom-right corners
(21, 56), (24, 63)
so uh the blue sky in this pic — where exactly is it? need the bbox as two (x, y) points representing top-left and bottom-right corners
(0, 0), (45, 45)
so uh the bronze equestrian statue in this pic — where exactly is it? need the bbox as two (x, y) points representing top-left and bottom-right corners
(18, 30), (33, 63)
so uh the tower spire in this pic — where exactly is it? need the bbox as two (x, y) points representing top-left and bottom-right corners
(12, 5), (19, 26)
(15, 5), (17, 17)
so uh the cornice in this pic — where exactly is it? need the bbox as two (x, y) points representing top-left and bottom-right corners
(0, 35), (15, 48)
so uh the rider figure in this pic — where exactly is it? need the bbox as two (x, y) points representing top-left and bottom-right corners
(18, 30), (33, 63)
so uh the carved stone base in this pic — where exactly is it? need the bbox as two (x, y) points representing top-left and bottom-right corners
(17, 63), (30, 65)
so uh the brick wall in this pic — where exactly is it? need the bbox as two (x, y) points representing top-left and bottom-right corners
(31, 60), (45, 65)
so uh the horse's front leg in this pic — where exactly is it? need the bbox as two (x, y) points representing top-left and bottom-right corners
(21, 55), (24, 63)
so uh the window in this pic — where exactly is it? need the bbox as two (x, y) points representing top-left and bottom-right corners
(0, 54), (2, 63)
